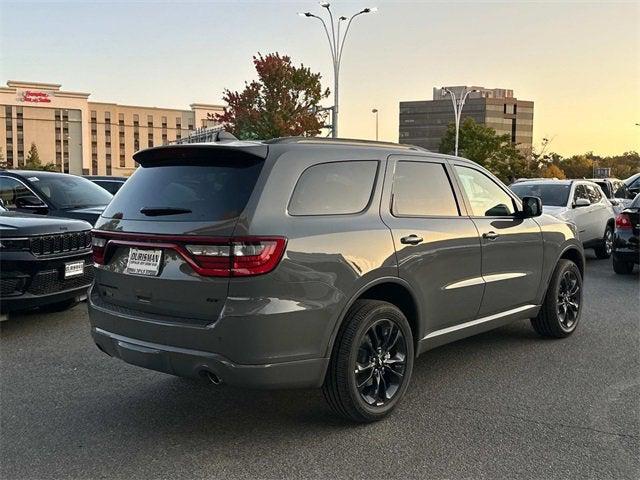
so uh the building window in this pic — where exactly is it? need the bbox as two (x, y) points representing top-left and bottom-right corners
(162, 116), (167, 128)
(4, 106), (13, 166)
(133, 114), (139, 126)
(106, 153), (112, 175)
(118, 113), (124, 126)
(147, 115), (153, 128)
(105, 111), (111, 123)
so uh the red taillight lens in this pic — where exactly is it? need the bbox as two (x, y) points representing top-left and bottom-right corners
(92, 236), (107, 264)
(615, 213), (632, 230)
(185, 238), (286, 277)
(91, 231), (286, 277)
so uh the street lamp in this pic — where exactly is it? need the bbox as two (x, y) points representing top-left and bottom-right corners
(441, 87), (479, 156)
(371, 108), (379, 141)
(299, 3), (377, 138)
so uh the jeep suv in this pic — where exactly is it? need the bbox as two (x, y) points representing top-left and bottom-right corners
(88, 137), (585, 422)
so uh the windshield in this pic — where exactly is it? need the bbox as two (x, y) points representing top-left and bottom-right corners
(30, 174), (113, 209)
(510, 183), (571, 207)
(102, 159), (264, 222)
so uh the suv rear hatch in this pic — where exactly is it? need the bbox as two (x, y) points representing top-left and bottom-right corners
(91, 144), (282, 324)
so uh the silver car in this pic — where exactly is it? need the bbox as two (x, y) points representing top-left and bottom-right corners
(511, 179), (615, 259)
(89, 137), (585, 422)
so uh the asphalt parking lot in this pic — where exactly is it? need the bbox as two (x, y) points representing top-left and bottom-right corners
(1, 254), (638, 480)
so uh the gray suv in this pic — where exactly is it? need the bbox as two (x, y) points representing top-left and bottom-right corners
(88, 137), (585, 422)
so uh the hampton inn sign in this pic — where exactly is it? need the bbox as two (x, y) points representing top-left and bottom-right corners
(17, 89), (53, 103)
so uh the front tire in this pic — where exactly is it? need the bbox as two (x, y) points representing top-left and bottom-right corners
(531, 259), (583, 338)
(612, 257), (635, 274)
(322, 300), (414, 423)
(594, 225), (613, 259)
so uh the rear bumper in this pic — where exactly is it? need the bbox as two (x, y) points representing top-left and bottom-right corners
(91, 326), (329, 389)
(613, 249), (639, 264)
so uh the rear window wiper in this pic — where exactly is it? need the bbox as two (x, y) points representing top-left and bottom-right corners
(139, 206), (192, 216)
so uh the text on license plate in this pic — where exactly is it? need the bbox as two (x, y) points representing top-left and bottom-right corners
(126, 248), (163, 276)
(64, 261), (85, 279)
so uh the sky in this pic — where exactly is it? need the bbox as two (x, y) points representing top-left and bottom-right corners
(0, 0), (638, 156)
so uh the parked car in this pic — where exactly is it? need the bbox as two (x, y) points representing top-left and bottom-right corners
(84, 175), (127, 195)
(0, 170), (112, 224)
(587, 178), (634, 214)
(612, 193), (639, 274)
(624, 172), (640, 196)
(89, 137), (585, 422)
(0, 202), (94, 314)
(511, 179), (615, 258)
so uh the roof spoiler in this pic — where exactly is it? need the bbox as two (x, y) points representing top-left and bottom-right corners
(133, 142), (268, 167)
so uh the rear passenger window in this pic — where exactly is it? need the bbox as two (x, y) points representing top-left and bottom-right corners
(288, 161), (378, 215)
(392, 161), (459, 217)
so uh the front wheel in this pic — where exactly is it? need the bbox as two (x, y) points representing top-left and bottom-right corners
(594, 225), (613, 259)
(531, 259), (583, 338)
(322, 300), (414, 423)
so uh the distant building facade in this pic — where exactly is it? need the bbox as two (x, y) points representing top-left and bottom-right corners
(0, 80), (224, 176)
(399, 86), (534, 152)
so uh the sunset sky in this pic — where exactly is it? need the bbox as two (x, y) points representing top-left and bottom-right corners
(1, 0), (638, 156)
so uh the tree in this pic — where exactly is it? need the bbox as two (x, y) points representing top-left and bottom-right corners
(540, 163), (566, 179)
(24, 143), (59, 172)
(558, 154), (593, 178)
(215, 53), (331, 140)
(439, 118), (526, 183)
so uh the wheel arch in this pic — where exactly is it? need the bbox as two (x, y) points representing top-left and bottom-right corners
(324, 277), (422, 360)
(558, 244), (585, 278)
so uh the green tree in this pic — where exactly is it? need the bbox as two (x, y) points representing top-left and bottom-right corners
(558, 154), (593, 178)
(215, 53), (331, 139)
(439, 118), (526, 182)
(24, 143), (59, 172)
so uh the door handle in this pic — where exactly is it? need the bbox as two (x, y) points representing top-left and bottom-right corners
(482, 231), (499, 240)
(401, 234), (423, 245)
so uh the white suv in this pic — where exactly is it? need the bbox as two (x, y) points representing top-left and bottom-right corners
(511, 180), (615, 258)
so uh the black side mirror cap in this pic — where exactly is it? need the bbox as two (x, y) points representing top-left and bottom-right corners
(519, 196), (542, 218)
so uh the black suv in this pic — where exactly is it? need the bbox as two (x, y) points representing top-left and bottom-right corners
(89, 137), (585, 422)
(84, 175), (127, 195)
(1, 204), (93, 313)
(0, 170), (112, 224)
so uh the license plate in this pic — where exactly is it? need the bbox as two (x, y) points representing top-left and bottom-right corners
(126, 248), (162, 276)
(64, 261), (85, 279)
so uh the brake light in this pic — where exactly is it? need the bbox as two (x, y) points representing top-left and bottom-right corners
(615, 213), (632, 230)
(91, 231), (286, 277)
(92, 236), (107, 264)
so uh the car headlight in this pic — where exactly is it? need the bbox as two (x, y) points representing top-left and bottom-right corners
(0, 238), (30, 251)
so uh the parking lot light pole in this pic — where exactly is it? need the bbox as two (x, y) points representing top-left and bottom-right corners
(372, 108), (379, 141)
(299, 3), (377, 138)
(441, 87), (479, 156)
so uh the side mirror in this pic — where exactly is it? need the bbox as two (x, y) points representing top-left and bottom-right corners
(520, 196), (542, 218)
(15, 195), (48, 213)
(573, 198), (591, 208)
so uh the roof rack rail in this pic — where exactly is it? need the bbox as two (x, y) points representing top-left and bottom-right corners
(263, 136), (428, 152)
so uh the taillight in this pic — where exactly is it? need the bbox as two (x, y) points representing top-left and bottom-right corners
(185, 238), (286, 277)
(91, 231), (286, 277)
(615, 213), (632, 230)
(92, 236), (107, 264)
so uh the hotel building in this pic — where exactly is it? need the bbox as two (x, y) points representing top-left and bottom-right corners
(0, 80), (224, 176)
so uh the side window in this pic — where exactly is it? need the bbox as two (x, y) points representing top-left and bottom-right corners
(0, 177), (37, 210)
(613, 182), (628, 199)
(454, 166), (516, 216)
(392, 161), (459, 216)
(586, 185), (601, 203)
(288, 161), (378, 216)
(574, 184), (589, 202)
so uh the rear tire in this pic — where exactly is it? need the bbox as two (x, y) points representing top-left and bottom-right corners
(322, 300), (414, 423)
(594, 225), (613, 259)
(531, 259), (583, 338)
(612, 257), (635, 274)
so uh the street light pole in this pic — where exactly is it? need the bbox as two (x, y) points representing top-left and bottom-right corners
(299, 3), (377, 138)
(372, 108), (379, 141)
(441, 87), (479, 156)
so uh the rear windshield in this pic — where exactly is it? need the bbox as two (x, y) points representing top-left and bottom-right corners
(102, 159), (263, 221)
(510, 183), (571, 207)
